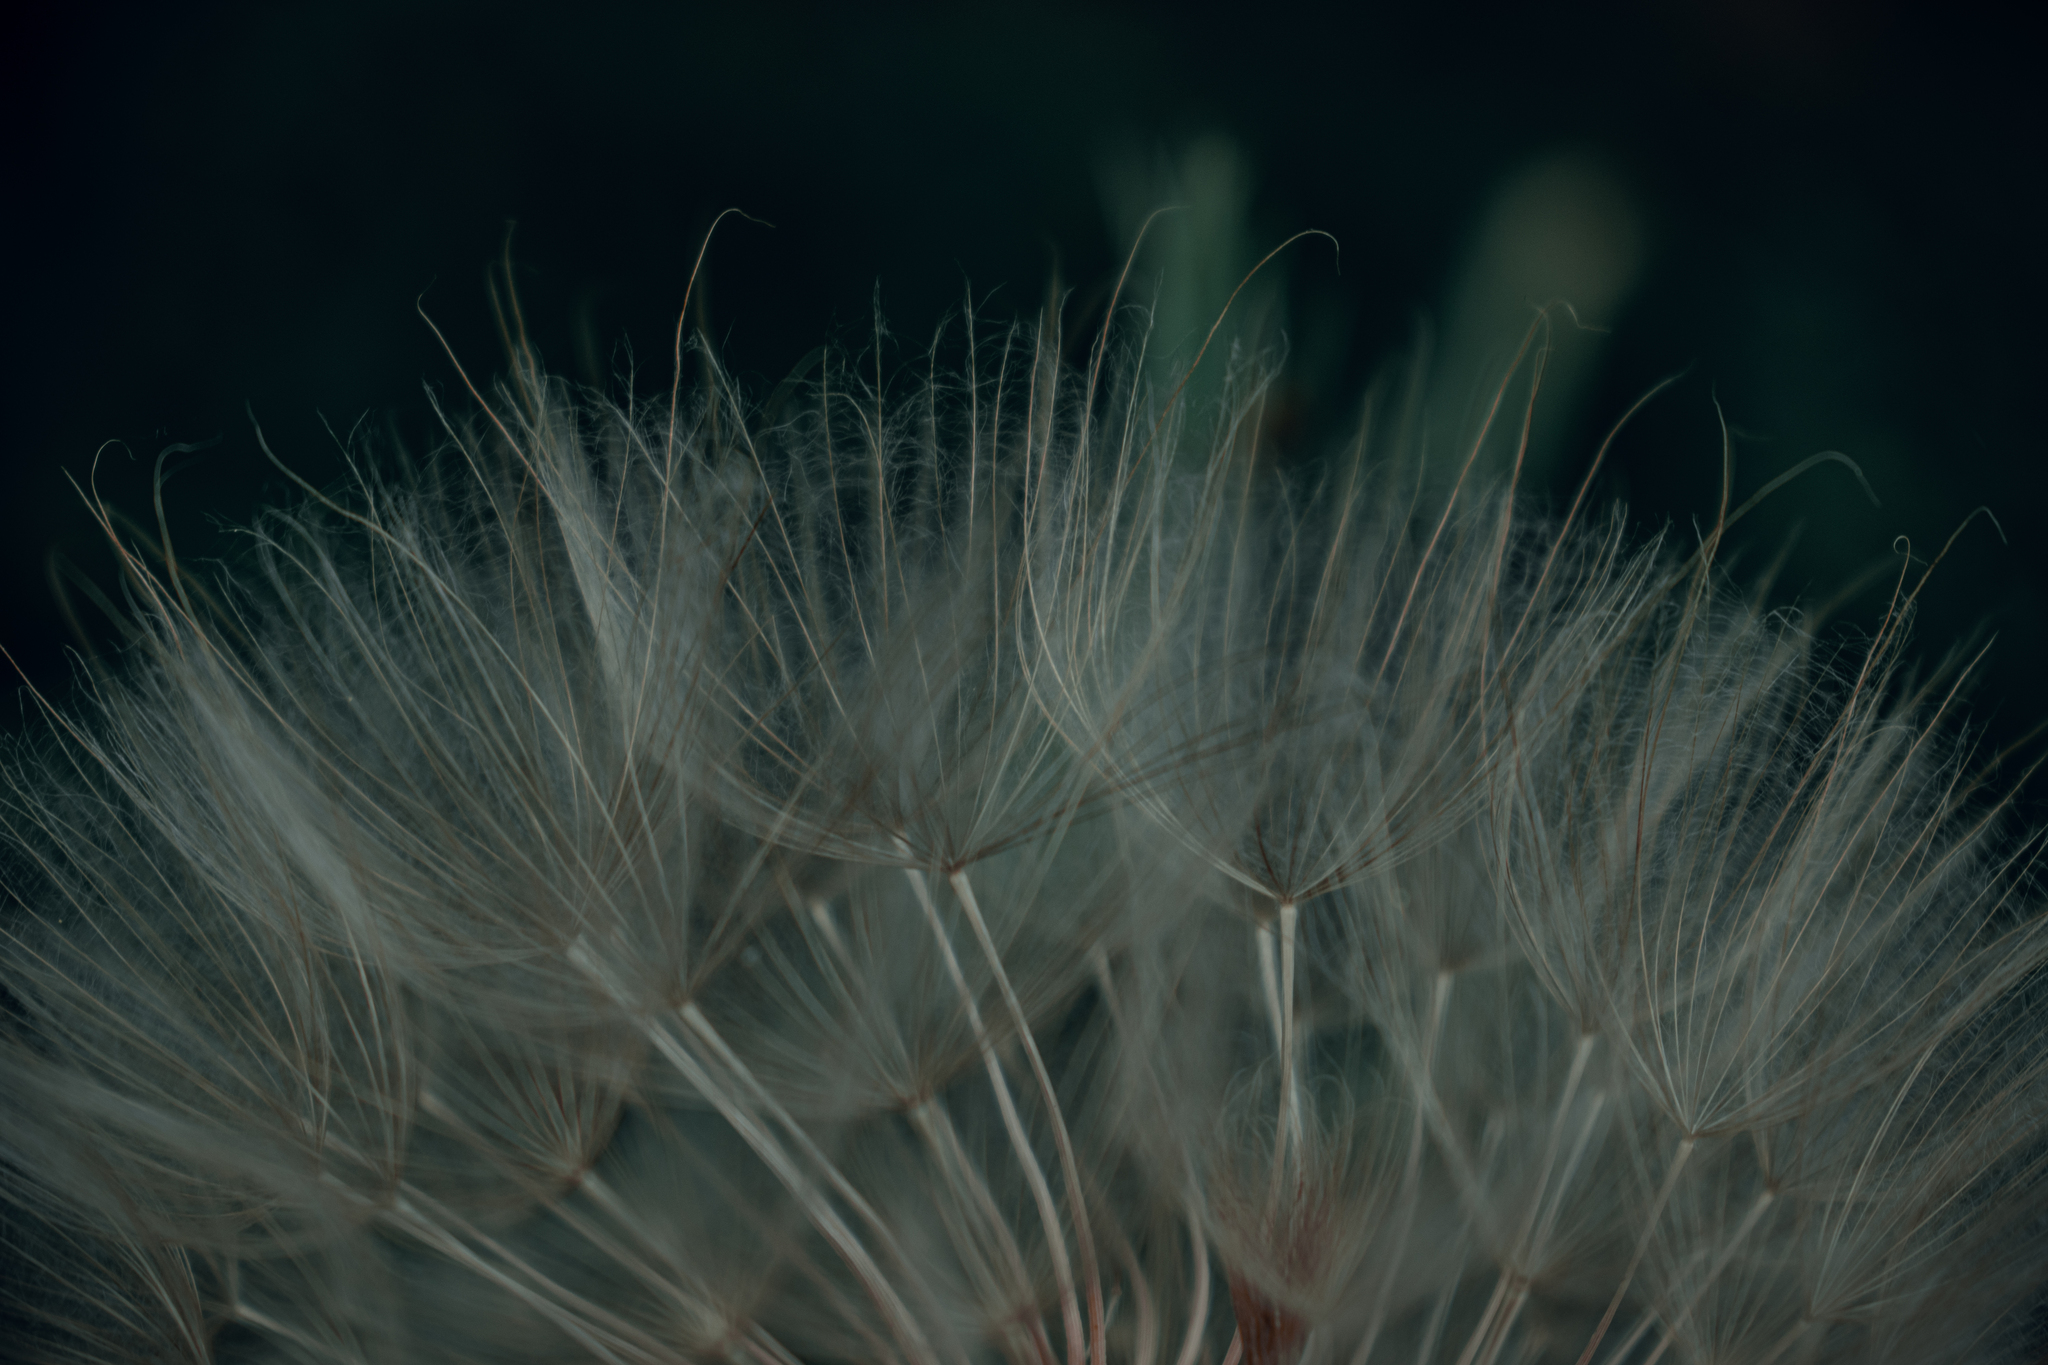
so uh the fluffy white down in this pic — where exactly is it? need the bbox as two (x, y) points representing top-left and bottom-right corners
(3, 292), (2044, 1365)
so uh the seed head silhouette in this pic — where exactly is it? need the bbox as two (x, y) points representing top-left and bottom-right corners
(4, 245), (2045, 1365)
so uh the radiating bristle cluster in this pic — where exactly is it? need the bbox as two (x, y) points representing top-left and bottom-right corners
(3, 293), (2045, 1365)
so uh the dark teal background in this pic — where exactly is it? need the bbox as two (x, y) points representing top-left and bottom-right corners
(4, 2), (2042, 774)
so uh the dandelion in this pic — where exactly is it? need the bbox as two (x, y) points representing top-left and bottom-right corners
(3, 248), (2046, 1365)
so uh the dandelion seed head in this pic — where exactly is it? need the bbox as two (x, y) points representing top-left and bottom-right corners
(4, 265), (2046, 1365)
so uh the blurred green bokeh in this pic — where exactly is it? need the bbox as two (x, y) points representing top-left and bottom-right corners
(4, 1), (2040, 771)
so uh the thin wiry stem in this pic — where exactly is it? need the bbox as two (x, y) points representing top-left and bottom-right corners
(904, 864), (1086, 1365)
(949, 865), (1109, 1365)
(1575, 1137), (1696, 1365)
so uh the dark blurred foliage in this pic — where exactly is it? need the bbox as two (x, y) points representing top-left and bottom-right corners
(3, 0), (2042, 780)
